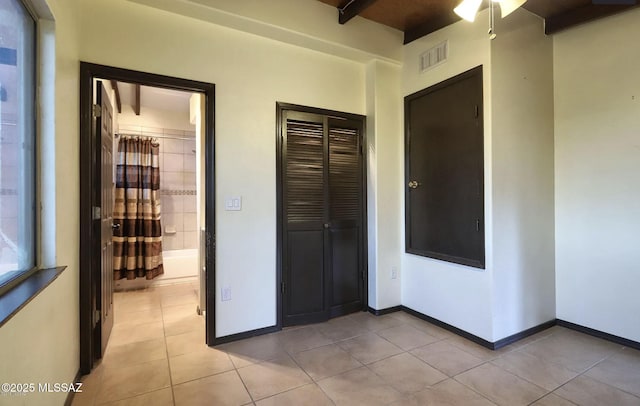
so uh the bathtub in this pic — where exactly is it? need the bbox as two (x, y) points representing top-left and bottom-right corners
(114, 248), (198, 290)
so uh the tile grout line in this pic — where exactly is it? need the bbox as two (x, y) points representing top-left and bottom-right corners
(159, 290), (177, 406)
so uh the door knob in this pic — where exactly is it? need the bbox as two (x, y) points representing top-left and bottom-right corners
(112, 223), (120, 230)
(324, 223), (330, 229)
(408, 180), (421, 189)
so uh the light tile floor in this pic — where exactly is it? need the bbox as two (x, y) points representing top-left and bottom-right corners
(73, 283), (640, 405)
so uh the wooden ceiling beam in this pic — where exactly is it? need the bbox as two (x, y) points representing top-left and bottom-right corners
(338, 0), (380, 24)
(545, 3), (640, 35)
(110, 80), (121, 114)
(404, 9), (461, 45)
(134, 84), (141, 116)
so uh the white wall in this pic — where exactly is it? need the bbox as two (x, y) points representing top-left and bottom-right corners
(0, 0), (81, 404)
(77, 0), (367, 337)
(554, 8), (640, 342)
(401, 10), (495, 341)
(118, 105), (194, 132)
(491, 10), (555, 340)
(130, 0), (403, 64)
(365, 60), (402, 310)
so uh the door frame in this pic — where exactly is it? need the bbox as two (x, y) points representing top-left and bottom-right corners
(79, 62), (216, 374)
(275, 102), (368, 328)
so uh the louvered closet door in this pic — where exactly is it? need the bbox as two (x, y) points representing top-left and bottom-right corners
(282, 111), (364, 326)
(328, 119), (364, 317)
(283, 111), (329, 325)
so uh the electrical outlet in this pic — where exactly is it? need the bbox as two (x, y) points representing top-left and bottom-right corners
(391, 267), (398, 279)
(221, 286), (232, 301)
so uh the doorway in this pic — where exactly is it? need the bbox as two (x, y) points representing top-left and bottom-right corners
(79, 63), (216, 374)
(276, 103), (368, 327)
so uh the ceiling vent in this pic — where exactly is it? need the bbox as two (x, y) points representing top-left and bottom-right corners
(420, 41), (448, 73)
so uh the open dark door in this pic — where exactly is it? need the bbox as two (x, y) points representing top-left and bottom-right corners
(96, 82), (115, 356)
(280, 108), (365, 327)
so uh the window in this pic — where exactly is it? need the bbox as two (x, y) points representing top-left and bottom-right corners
(0, 0), (36, 291)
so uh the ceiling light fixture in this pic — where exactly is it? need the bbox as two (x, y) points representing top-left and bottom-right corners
(455, 0), (527, 21)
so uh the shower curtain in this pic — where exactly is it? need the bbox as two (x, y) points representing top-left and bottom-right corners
(112, 136), (164, 280)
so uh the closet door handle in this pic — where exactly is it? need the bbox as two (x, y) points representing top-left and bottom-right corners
(324, 223), (330, 229)
(112, 223), (120, 230)
(408, 180), (421, 189)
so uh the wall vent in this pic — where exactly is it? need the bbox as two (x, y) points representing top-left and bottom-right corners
(420, 41), (448, 73)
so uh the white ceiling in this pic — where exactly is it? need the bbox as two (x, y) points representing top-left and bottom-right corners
(118, 83), (194, 113)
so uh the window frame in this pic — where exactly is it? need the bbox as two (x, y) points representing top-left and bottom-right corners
(0, 0), (39, 297)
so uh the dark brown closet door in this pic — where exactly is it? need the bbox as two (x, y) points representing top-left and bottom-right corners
(281, 111), (365, 326)
(282, 111), (329, 325)
(328, 119), (364, 317)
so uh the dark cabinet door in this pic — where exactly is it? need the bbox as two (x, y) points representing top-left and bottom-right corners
(405, 66), (485, 268)
(281, 111), (364, 326)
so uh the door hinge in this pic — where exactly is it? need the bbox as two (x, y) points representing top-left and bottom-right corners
(281, 282), (286, 294)
(474, 105), (479, 118)
(92, 104), (102, 118)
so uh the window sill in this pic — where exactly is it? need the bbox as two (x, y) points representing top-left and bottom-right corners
(0, 266), (67, 328)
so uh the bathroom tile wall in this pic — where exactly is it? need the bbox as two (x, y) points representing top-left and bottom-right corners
(160, 133), (198, 251)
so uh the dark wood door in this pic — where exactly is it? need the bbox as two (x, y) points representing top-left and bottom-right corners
(281, 110), (364, 326)
(405, 66), (485, 268)
(327, 119), (364, 317)
(97, 82), (115, 356)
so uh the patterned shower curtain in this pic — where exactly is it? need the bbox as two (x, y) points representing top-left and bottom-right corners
(113, 137), (164, 280)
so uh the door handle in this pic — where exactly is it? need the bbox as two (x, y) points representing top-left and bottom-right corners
(111, 223), (120, 230)
(408, 180), (421, 189)
(324, 223), (330, 229)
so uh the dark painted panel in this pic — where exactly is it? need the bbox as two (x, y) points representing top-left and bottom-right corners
(330, 227), (360, 307)
(287, 230), (325, 316)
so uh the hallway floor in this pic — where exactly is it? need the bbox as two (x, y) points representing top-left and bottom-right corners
(72, 283), (640, 405)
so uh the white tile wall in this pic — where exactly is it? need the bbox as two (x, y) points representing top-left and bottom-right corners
(156, 135), (198, 250)
(183, 213), (197, 232)
(163, 213), (184, 232)
(163, 153), (184, 172)
(183, 196), (197, 214)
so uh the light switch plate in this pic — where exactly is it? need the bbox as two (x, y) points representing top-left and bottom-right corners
(225, 196), (242, 211)
(221, 286), (232, 301)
